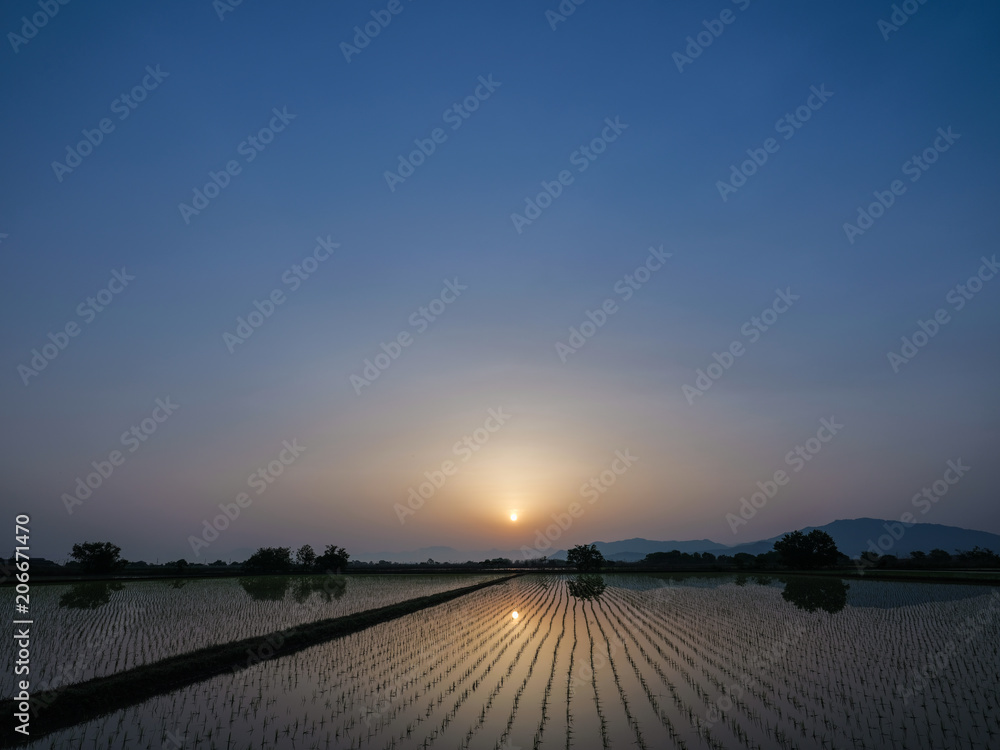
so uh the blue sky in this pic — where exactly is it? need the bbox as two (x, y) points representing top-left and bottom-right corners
(2, 0), (998, 562)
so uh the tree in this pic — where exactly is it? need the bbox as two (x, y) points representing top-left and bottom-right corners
(315, 545), (350, 571)
(859, 550), (880, 567)
(928, 548), (952, 566)
(876, 554), (898, 569)
(773, 530), (840, 569)
(243, 547), (292, 573)
(69, 542), (127, 575)
(566, 544), (604, 571)
(296, 544), (317, 569)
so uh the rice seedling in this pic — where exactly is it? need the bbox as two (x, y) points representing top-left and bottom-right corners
(13, 574), (999, 750)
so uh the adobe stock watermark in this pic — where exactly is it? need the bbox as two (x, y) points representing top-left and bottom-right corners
(682, 288), (799, 405)
(384, 75), (501, 191)
(716, 85), (833, 201)
(555, 245), (671, 363)
(394, 408), (510, 524)
(177, 106), (296, 224)
(222, 236), (339, 353)
(340, 0), (416, 63)
(51, 65), (169, 182)
(213, 0), (249, 21)
(18, 268), (135, 386)
(886, 255), (997, 373)
(877, 0), (931, 41)
(23, 626), (127, 720)
(725, 417), (843, 534)
(521, 449), (638, 558)
(350, 278), (467, 394)
(188, 439), (307, 555)
(842, 126), (960, 244)
(230, 623), (299, 673)
(62, 397), (181, 514)
(509, 116), (628, 234)
(7, 0), (72, 54)
(545, 0), (589, 31)
(672, 0), (751, 73)
(855, 459), (970, 571)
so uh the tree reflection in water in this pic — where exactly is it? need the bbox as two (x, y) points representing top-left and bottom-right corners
(58, 581), (124, 609)
(781, 576), (849, 614)
(567, 574), (606, 600)
(238, 574), (348, 603)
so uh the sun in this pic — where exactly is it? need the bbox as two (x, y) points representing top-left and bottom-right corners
(510, 512), (518, 521)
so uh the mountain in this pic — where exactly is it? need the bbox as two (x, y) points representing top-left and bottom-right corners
(721, 518), (1000, 559)
(355, 519), (1000, 564)
(358, 539), (728, 564)
(550, 519), (1000, 562)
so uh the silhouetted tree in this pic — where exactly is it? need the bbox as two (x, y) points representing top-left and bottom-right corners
(859, 550), (880, 566)
(957, 546), (1000, 567)
(296, 544), (317, 569)
(69, 542), (127, 575)
(243, 547), (292, 573)
(928, 548), (952, 565)
(774, 530), (840, 569)
(876, 554), (898, 568)
(316, 545), (350, 571)
(566, 544), (604, 571)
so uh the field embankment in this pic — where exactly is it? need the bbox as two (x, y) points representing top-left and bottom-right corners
(0, 573), (521, 747)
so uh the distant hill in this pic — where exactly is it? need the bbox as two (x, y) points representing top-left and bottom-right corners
(355, 519), (1000, 564)
(721, 518), (1000, 560)
(548, 519), (1000, 562)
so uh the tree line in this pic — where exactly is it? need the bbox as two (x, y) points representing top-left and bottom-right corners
(19, 531), (999, 580)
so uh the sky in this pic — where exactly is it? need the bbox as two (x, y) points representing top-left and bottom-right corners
(1, 0), (998, 563)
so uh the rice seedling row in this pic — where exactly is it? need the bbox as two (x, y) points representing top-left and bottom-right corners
(18, 575), (999, 750)
(1, 574), (504, 696)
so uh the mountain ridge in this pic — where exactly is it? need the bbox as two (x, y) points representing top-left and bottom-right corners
(353, 518), (1000, 563)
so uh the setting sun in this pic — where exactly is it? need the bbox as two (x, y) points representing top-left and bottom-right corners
(510, 512), (517, 521)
